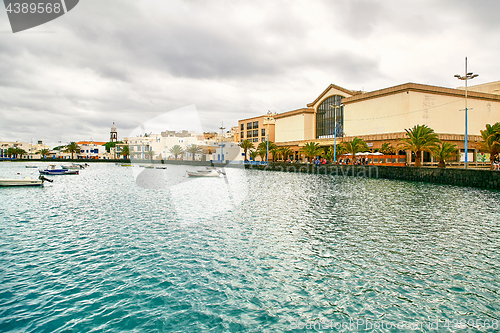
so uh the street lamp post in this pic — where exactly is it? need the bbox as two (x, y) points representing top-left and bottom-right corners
(330, 104), (343, 163)
(219, 122), (225, 163)
(454, 57), (478, 169)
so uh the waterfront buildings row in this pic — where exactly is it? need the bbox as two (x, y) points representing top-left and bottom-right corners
(237, 80), (500, 163)
(0, 140), (53, 159)
(0, 122), (244, 162)
(121, 132), (243, 162)
(4, 78), (499, 164)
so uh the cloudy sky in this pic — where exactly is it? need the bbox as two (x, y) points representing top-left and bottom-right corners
(1, 0), (499, 147)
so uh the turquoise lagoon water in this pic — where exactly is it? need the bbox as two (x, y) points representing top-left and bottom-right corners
(0, 162), (499, 332)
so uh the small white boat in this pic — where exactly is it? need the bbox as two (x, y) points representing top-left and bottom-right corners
(186, 170), (222, 177)
(61, 163), (86, 169)
(0, 177), (43, 187)
(196, 169), (214, 173)
(155, 166), (167, 169)
(25, 165), (38, 168)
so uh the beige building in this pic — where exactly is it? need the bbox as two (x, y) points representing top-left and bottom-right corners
(0, 140), (51, 159)
(240, 81), (500, 164)
(238, 115), (276, 148)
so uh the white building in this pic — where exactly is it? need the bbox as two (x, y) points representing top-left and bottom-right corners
(124, 131), (223, 161)
(0, 140), (50, 159)
(76, 141), (110, 159)
(212, 141), (245, 163)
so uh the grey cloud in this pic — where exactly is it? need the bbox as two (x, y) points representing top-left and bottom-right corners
(1, 0), (499, 146)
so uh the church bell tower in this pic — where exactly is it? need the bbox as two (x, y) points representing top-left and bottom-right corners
(110, 122), (118, 142)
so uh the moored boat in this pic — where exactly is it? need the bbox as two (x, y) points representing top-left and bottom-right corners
(186, 170), (221, 177)
(61, 163), (87, 169)
(0, 177), (43, 187)
(39, 165), (79, 175)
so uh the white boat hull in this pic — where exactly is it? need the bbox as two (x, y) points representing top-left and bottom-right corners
(0, 178), (43, 187)
(186, 171), (221, 177)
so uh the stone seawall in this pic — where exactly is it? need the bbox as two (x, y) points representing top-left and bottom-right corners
(246, 163), (500, 191)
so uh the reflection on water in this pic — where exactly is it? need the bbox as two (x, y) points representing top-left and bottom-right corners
(0, 162), (499, 332)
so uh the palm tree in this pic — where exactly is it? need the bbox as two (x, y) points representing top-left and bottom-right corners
(38, 148), (50, 159)
(476, 122), (500, 170)
(257, 147), (267, 161)
(239, 139), (253, 161)
(120, 145), (130, 159)
(430, 142), (459, 168)
(325, 146), (333, 162)
(341, 137), (369, 164)
(169, 145), (184, 160)
(325, 144), (347, 163)
(257, 141), (277, 161)
(186, 144), (202, 161)
(270, 146), (280, 162)
(299, 142), (324, 162)
(147, 150), (155, 160)
(65, 142), (80, 160)
(398, 125), (440, 167)
(5, 147), (25, 159)
(17, 148), (27, 159)
(249, 150), (259, 161)
(278, 146), (293, 161)
(379, 142), (396, 155)
(5, 147), (15, 158)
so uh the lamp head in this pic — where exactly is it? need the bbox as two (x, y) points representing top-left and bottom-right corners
(454, 74), (461, 78)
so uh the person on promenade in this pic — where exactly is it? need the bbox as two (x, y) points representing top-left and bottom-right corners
(494, 157), (499, 170)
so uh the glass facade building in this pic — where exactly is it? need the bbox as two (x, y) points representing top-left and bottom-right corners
(316, 95), (344, 139)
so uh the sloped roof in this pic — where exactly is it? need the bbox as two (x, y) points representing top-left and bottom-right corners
(274, 108), (314, 119)
(77, 141), (107, 145)
(341, 82), (500, 104)
(307, 83), (361, 108)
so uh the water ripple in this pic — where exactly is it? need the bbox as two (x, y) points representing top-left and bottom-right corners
(0, 164), (499, 331)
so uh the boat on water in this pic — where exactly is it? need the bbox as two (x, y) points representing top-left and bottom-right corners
(155, 166), (167, 169)
(1, 177), (43, 187)
(196, 167), (226, 175)
(39, 165), (79, 175)
(186, 169), (223, 177)
(61, 163), (87, 169)
(0, 178), (43, 187)
(121, 164), (132, 167)
(144, 165), (154, 169)
(25, 165), (38, 168)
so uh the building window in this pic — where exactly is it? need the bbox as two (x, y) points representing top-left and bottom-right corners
(261, 128), (265, 137)
(253, 138), (258, 142)
(247, 131), (252, 138)
(247, 122), (252, 129)
(240, 123), (244, 130)
(241, 132), (244, 138)
(261, 137), (266, 142)
(316, 95), (344, 139)
(253, 130), (258, 137)
(253, 121), (259, 128)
